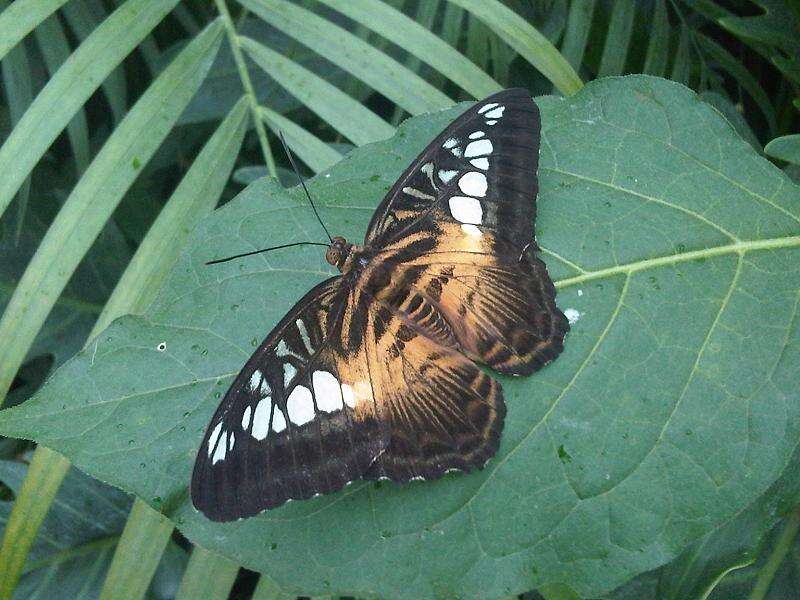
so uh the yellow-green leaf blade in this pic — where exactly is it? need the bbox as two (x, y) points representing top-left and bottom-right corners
(98, 500), (173, 600)
(240, 36), (394, 146)
(33, 13), (91, 173)
(315, 0), (501, 98)
(0, 0), (181, 219)
(240, 0), (453, 114)
(0, 0), (69, 61)
(260, 106), (343, 173)
(447, 0), (582, 95)
(0, 19), (224, 403)
(174, 546), (239, 600)
(0, 447), (71, 599)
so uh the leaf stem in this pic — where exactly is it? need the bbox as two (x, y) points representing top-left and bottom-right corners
(554, 235), (800, 289)
(747, 509), (800, 600)
(213, 0), (276, 177)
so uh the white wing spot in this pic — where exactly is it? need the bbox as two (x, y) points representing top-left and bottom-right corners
(252, 398), (271, 440)
(442, 137), (459, 149)
(207, 422), (223, 457)
(402, 186), (435, 200)
(283, 362), (297, 387)
(296, 319), (314, 354)
(450, 147), (463, 158)
(438, 169), (458, 184)
(313, 371), (344, 412)
(341, 383), (356, 408)
(241, 405), (252, 430)
(212, 431), (227, 464)
(249, 370), (262, 392)
(469, 130), (484, 139)
(420, 162), (439, 190)
(276, 339), (300, 358)
(272, 408), (287, 433)
(486, 119), (498, 125)
(478, 102), (499, 114)
(228, 432), (235, 451)
(464, 139), (493, 157)
(470, 158), (489, 170)
(287, 385), (315, 425)
(577, 289), (584, 297)
(260, 378), (271, 397)
(484, 105), (505, 119)
(458, 172), (487, 197)
(564, 308), (581, 325)
(461, 224), (482, 237)
(449, 196), (483, 224)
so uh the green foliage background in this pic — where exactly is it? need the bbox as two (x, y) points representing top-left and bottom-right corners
(0, 1), (798, 599)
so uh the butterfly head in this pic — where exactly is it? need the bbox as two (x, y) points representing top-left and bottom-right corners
(326, 236), (354, 271)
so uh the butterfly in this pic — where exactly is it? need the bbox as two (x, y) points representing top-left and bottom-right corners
(191, 89), (568, 521)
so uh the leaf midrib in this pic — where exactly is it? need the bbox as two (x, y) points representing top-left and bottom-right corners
(400, 233), (800, 539)
(14, 234), (797, 422)
(554, 234), (800, 289)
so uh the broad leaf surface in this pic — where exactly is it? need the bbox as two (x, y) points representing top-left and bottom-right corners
(1, 76), (799, 599)
(607, 444), (800, 599)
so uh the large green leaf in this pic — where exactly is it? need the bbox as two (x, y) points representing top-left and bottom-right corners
(0, 76), (798, 599)
(606, 444), (800, 599)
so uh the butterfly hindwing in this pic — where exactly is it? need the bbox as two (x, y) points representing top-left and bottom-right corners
(361, 288), (505, 481)
(192, 271), (506, 520)
(378, 224), (568, 375)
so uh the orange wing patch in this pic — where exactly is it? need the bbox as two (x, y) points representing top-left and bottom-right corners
(360, 294), (505, 481)
(378, 222), (568, 375)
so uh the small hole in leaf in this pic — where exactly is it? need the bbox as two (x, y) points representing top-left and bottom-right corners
(157, 342), (167, 352)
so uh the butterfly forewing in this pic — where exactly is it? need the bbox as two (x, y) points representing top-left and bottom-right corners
(192, 278), (382, 521)
(365, 88), (567, 374)
(192, 89), (567, 521)
(365, 88), (540, 249)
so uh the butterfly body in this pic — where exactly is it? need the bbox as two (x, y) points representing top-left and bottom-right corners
(192, 89), (568, 521)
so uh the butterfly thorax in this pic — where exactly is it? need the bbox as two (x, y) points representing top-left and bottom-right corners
(326, 236), (367, 273)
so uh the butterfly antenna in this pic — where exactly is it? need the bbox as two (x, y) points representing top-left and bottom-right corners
(206, 242), (329, 265)
(278, 131), (333, 243)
